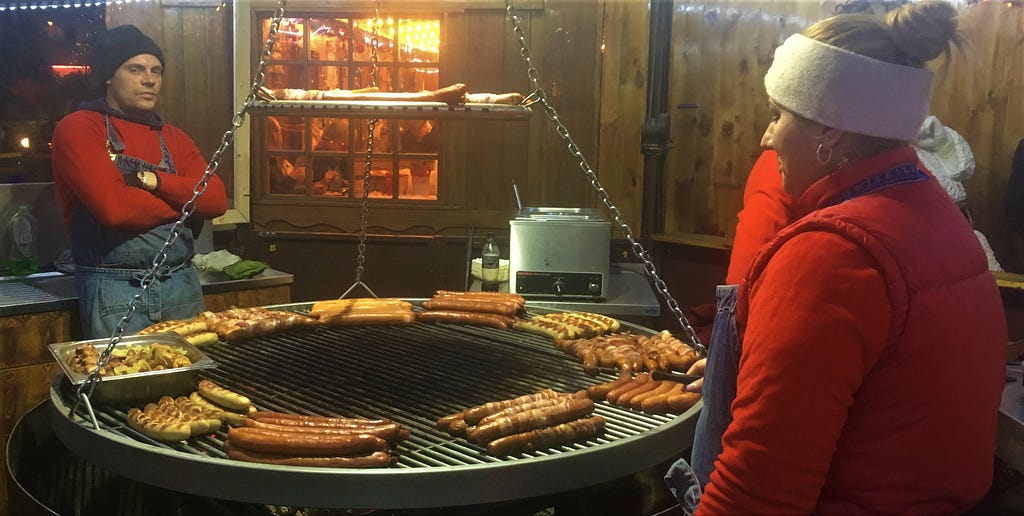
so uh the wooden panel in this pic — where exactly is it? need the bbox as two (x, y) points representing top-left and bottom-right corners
(661, 0), (1024, 278)
(598, 0), (648, 236)
(203, 285), (292, 312)
(932, 3), (1024, 271)
(0, 311), (72, 369)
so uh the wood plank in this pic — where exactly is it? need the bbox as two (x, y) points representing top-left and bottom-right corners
(0, 312), (72, 369)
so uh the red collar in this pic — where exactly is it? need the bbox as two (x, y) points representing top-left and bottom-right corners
(792, 146), (923, 217)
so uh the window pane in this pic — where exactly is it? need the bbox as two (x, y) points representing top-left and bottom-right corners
(399, 159), (438, 200)
(353, 159), (395, 199)
(264, 63), (307, 90)
(308, 18), (349, 61)
(398, 120), (438, 153)
(398, 19), (439, 63)
(263, 115), (305, 151)
(268, 154), (306, 195)
(352, 66), (393, 91)
(352, 18), (395, 63)
(398, 66), (439, 93)
(265, 18), (306, 60)
(313, 118), (350, 151)
(354, 119), (392, 153)
(310, 65), (349, 91)
(311, 156), (349, 197)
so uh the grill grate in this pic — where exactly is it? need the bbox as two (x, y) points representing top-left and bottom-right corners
(50, 302), (698, 509)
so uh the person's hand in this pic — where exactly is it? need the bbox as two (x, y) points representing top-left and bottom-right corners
(685, 358), (706, 393)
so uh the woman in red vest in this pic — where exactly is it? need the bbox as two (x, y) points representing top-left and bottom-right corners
(666, 2), (1007, 514)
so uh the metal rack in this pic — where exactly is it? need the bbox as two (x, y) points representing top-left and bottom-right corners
(50, 303), (700, 510)
(248, 100), (533, 121)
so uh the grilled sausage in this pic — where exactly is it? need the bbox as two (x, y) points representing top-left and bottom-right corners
(309, 298), (412, 318)
(436, 411), (466, 431)
(198, 380), (252, 412)
(476, 396), (572, 427)
(434, 290), (526, 306)
(468, 398), (595, 444)
(126, 407), (192, 442)
(319, 310), (416, 326)
(189, 391), (249, 426)
(421, 298), (521, 316)
(462, 389), (562, 426)
(486, 416), (606, 456)
(587, 370), (633, 400)
(224, 443), (394, 468)
(639, 383), (687, 414)
(243, 419), (405, 442)
(605, 373), (651, 404)
(416, 310), (516, 329)
(614, 379), (662, 406)
(667, 392), (702, 413)
(227, 427), (388, 456)
(248, 411), (390, 426)
(629, 381), (677, 409)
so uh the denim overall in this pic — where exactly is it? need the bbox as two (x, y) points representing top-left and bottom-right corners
(664, 284), (740, 515)
(72, 114), (203, 338)
(664, 163), (931, 515)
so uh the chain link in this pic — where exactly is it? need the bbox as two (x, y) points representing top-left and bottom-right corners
(505, 1), (705, 355)
(351, 0), (382, 288)
(71, 0), (291, 422)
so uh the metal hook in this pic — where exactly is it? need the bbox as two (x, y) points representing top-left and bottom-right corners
(339, 280), (379, 299)
(520, 89), (542, 108)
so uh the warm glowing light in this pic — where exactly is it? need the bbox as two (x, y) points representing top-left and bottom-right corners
(18, 137), (31, 149)
(51, 64), (90, 77)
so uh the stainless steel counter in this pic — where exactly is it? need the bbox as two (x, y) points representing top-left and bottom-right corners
(0, 269), (294, 318)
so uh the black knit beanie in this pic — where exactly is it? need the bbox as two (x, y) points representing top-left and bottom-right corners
(90, 25), (165, 82)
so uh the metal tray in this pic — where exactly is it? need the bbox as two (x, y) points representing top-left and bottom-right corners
(48, 334), (217, 407)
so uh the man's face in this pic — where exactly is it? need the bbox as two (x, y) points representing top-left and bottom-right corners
(106, 53), (162, 120)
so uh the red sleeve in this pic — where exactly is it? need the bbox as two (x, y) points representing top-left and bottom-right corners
(51, 111), (180, 232)
(725, 150), (794, 284)
(152, 125), (228, 219)
(696, 232), (890, 514)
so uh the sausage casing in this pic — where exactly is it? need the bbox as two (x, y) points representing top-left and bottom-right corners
(486, 416), (605, 456)
(227, 427), (388, 455)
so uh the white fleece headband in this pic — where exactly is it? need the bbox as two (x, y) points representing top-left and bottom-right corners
(764, 34), (934, 141)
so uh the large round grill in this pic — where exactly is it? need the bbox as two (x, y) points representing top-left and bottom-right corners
(49, 302), (700, 509)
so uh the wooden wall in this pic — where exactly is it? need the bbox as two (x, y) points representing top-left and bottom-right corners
(104, 0), (1024, 273)
(663, 0), (1024, 272)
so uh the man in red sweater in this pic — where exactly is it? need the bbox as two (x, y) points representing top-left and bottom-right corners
(51, 25), (226, 338)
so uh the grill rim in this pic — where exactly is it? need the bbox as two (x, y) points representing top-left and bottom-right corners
(47, 301), (702, 509)
(50, 389), (699, 509)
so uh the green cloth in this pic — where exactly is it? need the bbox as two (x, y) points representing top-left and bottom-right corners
(223, 259), (269, 280)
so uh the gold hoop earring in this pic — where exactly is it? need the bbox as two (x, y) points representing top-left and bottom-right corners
(816, 143), (833, 166)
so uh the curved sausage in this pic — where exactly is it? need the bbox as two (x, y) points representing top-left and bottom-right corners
(486, 416), (605, 456)
(462, 389), (562, 426)
(468, 398), (595, 444)
(587, 370), (633, 400)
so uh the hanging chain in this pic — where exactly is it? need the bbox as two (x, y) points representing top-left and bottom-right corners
(505, 1), (705, 355)
(70, 0), (291, 423)
(342, 0), (382, 299)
